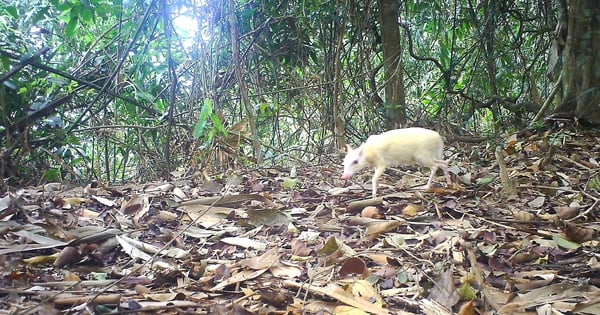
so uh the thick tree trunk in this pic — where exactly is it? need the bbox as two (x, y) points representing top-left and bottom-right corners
(377, 0), (406, 128)
(556, 0), (600, 125)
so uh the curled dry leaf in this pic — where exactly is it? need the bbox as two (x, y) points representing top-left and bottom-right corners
(563, 222), (596, 243)
(91, 195), (117, 207)
(54, 246), (83, 267)
(513, 210), (535, 222)
(338, 257), (368, 277)
(145, 182), (174, 193)
(258, 289), (294, 308)
(121, 194), (149, 216)
(364, 220), (403, 238)
(317, 236), (357, 265)
(171, 187), (188, 201)
(220, 237), (267, 250)
(328, 187), (350, 195)
(402, 204), (424, 217)
(554, 206), (579, 220)
(361, 206), (380, 218)
(511, 252), (540, 265)
(458, 300), (476, 315)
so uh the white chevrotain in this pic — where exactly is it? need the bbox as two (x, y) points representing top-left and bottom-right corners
(342, 127), (452, 198)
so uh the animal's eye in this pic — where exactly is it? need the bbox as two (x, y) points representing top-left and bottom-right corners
(352, 160), (358, 165)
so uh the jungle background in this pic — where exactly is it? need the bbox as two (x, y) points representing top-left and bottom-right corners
(1, 0), (598, 185)
(0, 0), (599, 314)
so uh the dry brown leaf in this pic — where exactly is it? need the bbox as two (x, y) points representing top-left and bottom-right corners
(269, 260), (302, 279)
(554, 206), (579, 219)
(511, 252), (540, 265)
(211, 267), (269, 291)
(178, 204), (235, 227)
(247, 208), (290, 226)
(144, 292), (186, 302)
(240, 247), (279, 269)
(364, 220), (403, 238)
(513, 210), (535, 221)
(457, 300), (475, 315)
(121, 194), (148, 216)
(361, 206), (380, 218)
(401, 204), (424, 216)
(563, 222), (596, 243)
(317, 236), (357, 265)
(338, 257), (368, 277)
(429, 266), (460, 309)
(53, 246), (83, 267)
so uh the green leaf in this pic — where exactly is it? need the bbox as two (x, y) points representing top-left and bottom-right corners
(282, 178), (299, 189)
(137, 91), (155, 102)
(30, 6), (49, 24)
(43, 168), (62, 182)
(193, 98), (213, 139)
(552, 234), (581, 250)
(80, 7), (94, 23)
(457, 282), (477, 301)
(90, 272), (108, 280)
(476, 177), (494, 186)
(65, 17), (78, 37)
(193, 120), (206, 139)
(210, 113), (226, 136)
(396, 270), (409, 284)
(588, 173), (600, 191)
(5, 6), (18, 18)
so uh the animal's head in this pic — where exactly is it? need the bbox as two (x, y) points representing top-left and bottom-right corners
(342, 144), (366, 179)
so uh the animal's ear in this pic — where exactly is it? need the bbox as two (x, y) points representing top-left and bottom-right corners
(345, 144), (354, 152)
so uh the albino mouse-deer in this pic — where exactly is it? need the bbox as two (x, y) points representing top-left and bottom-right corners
(342, 127), (452, 198)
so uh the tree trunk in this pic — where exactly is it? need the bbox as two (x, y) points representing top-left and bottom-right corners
(229, 0), (262, 162)
(556, 0), (600, 125)
(377, 0), (406, 128)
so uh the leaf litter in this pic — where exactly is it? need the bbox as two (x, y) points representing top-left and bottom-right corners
(0, 129), (599, 314)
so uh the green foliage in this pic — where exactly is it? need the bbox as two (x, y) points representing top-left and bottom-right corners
(0, 0), (565, 185)
(43, 168), (62, 182)
(193, 98), (227, 145)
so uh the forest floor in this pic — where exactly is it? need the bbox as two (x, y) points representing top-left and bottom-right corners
(1, 127), (599, 315)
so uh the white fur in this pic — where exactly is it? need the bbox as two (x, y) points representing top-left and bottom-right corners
(342, 127), (452, 198)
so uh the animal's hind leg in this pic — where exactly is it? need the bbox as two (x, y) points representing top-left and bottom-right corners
(434, 160), (452, 185)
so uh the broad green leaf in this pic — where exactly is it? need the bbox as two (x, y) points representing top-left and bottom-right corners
(65, 17), (78, 37)
(193, 98), (213, 139)
(552, 234), (581, 250)
(44, 168), (62, 182)
(477, 177), (494, 186)
(80, 7), (93, 23)
(211, 113), (226, 136)
(5, 6), (18, 18)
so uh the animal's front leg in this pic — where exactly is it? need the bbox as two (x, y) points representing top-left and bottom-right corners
(371, 166), (385, 198)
